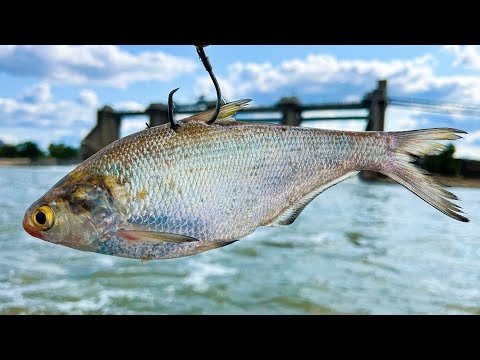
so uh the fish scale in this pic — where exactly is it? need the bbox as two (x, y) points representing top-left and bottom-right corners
(80, 121), (372, 245)
(23, 107), (468, 260)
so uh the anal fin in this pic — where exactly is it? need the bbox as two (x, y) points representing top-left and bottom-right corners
(265, 171), (359, 227)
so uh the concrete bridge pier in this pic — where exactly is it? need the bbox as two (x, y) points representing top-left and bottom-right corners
(80, 106), (120, 160)
(146, 104), (169, 127)
(278, 97), (302, 126)
(364, 80), (387, 132)
(361, 80), (388, 181)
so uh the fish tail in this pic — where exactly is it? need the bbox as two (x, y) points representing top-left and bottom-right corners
(381, 128), (469, 222)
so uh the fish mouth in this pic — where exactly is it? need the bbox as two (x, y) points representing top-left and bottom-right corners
(22, 211), (44, 239)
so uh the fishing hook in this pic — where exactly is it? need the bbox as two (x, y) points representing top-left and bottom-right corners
(168, 87), (180, 131)
(195, 45), (222, 125)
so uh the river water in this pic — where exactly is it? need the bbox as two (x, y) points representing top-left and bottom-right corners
(0, 166), (479, 314)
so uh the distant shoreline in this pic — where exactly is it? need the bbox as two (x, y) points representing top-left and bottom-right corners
(0, 158), (80, 166)
(433, 175), (480, 188)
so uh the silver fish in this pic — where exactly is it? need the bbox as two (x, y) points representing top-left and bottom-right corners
(23, 100), (468, 260)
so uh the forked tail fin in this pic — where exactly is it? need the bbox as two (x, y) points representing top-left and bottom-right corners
(382, 128), (469, 222)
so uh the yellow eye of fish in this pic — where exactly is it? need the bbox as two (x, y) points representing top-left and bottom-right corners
(32, 206), (54, 231)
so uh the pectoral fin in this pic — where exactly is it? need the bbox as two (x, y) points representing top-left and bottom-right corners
(116, 229), (199, 243)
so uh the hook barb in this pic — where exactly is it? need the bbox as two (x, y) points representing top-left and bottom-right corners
(168, 87), (180, 131)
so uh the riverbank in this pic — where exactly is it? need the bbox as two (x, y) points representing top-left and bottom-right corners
(0, 158), (32, 166)
(0, 158), (80, 166)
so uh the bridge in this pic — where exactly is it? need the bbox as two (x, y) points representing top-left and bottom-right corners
(81, 80), (388, 161)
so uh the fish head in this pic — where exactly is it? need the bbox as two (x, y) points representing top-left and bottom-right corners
(23, 170), (118, 252)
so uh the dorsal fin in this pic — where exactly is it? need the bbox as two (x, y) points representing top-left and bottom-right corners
(181, 99), (251, 123)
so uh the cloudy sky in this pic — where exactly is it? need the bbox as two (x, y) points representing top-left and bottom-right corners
(0, 45), (479, 159)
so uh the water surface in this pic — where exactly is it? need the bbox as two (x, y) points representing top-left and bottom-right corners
(1, 166), (479, 314)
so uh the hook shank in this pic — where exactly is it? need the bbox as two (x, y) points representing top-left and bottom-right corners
(168, 88), (180, 131)
(195, 46), (222, 125)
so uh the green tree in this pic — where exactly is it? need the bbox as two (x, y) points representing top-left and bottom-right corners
(48, 143), (79, 159)
(15, 142), (44, 159)
(424, 143), (459, 176)
(0, 144), (18, 157)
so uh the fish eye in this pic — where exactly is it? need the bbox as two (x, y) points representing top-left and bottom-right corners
(32, 205), (54, 231)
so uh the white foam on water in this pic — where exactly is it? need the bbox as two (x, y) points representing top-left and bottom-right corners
(95, 255), (117, 266)
(309, 233), (328, 244)
(0, 278), (74, 314)
(10, 252), (68, 275)
(161, 285), (176, 305)
(55, 289), (154, 314)
(0, 283), (28, 311)
(182, 260), (237, 292)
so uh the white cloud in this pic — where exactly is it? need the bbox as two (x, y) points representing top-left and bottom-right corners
(195, 52), (480, 105)
(0, 45), (197, 88)
(78, 90), (99, 108)
(443, 45), (480, 70)
(343, 94), (361, 102)
(195, 54), (438, 98)
(20, 82), (52, 103)
(463, 130), (480, 144)
(120, 118), (148, 138)
(0, 133), (18, 144)
(454, 144), (480, 160)
(113, 101), (145, 111)
(0, 83), (151, 144)
(385, 108), (422, 132)
(0, 83), (99, 149)
(194, 75), (236, 101)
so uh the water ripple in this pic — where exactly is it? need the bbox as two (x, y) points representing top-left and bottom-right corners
(1, 167), (479, 314)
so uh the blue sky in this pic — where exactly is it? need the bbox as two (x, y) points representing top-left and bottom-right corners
(0, 45), (479, 159)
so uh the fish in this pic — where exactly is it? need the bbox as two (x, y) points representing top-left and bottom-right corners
(23, 99), (468, 260)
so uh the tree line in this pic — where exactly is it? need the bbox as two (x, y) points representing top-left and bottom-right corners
(421, 143), (460, 176)
(0, 141), (79, 160)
